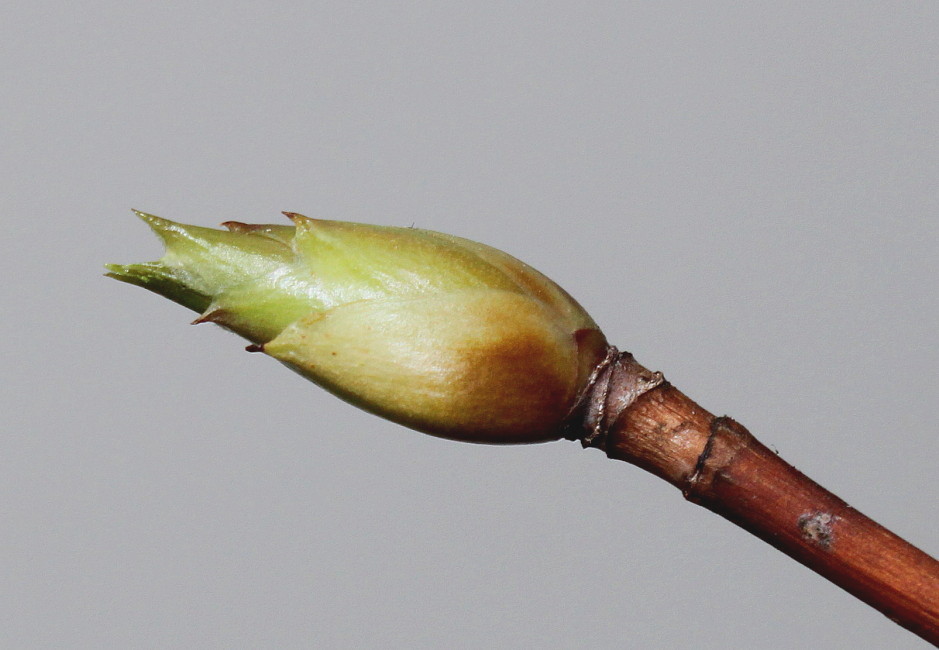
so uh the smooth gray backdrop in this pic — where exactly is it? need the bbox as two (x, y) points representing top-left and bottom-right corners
(2, 2), (936, 648)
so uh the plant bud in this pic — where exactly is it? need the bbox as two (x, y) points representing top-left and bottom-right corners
(107, 211), (608, 443)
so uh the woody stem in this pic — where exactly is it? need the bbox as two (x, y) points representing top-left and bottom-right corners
(570, 350), (939, 644)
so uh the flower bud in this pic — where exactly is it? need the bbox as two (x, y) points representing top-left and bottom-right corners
(107, 211), (608, 443)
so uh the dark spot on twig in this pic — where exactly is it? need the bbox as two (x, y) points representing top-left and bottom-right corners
(799, 511), (836, 550)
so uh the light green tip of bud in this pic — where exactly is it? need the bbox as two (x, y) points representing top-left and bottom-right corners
(105, 212), (213, 312)
(105, 260), (212, 313)
(106, 210), (311, 341)
(108, 210), (609, 444)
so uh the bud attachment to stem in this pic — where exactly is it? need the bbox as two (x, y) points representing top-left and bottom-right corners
(563, 347), (665, 448)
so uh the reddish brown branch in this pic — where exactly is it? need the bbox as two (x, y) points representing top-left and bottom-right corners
(568, 350), (939, 645)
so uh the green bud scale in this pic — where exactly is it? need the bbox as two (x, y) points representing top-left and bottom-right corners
(107, 211), (608, 443)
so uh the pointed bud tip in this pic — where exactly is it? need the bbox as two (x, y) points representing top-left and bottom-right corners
(191, 308), (229, 325)
(104, 266), (128, 283)
(132, 209), (170, 227)
(282, 212), (318, 227)
(129, 209), (193, 247)
(221, 221), (251, 232)
(103, 261), (155, 284)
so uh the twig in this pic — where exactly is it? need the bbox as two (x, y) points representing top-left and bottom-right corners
(566, 349), (939, 644)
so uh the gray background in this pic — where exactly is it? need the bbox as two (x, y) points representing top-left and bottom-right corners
(2, 2), (936, 648)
